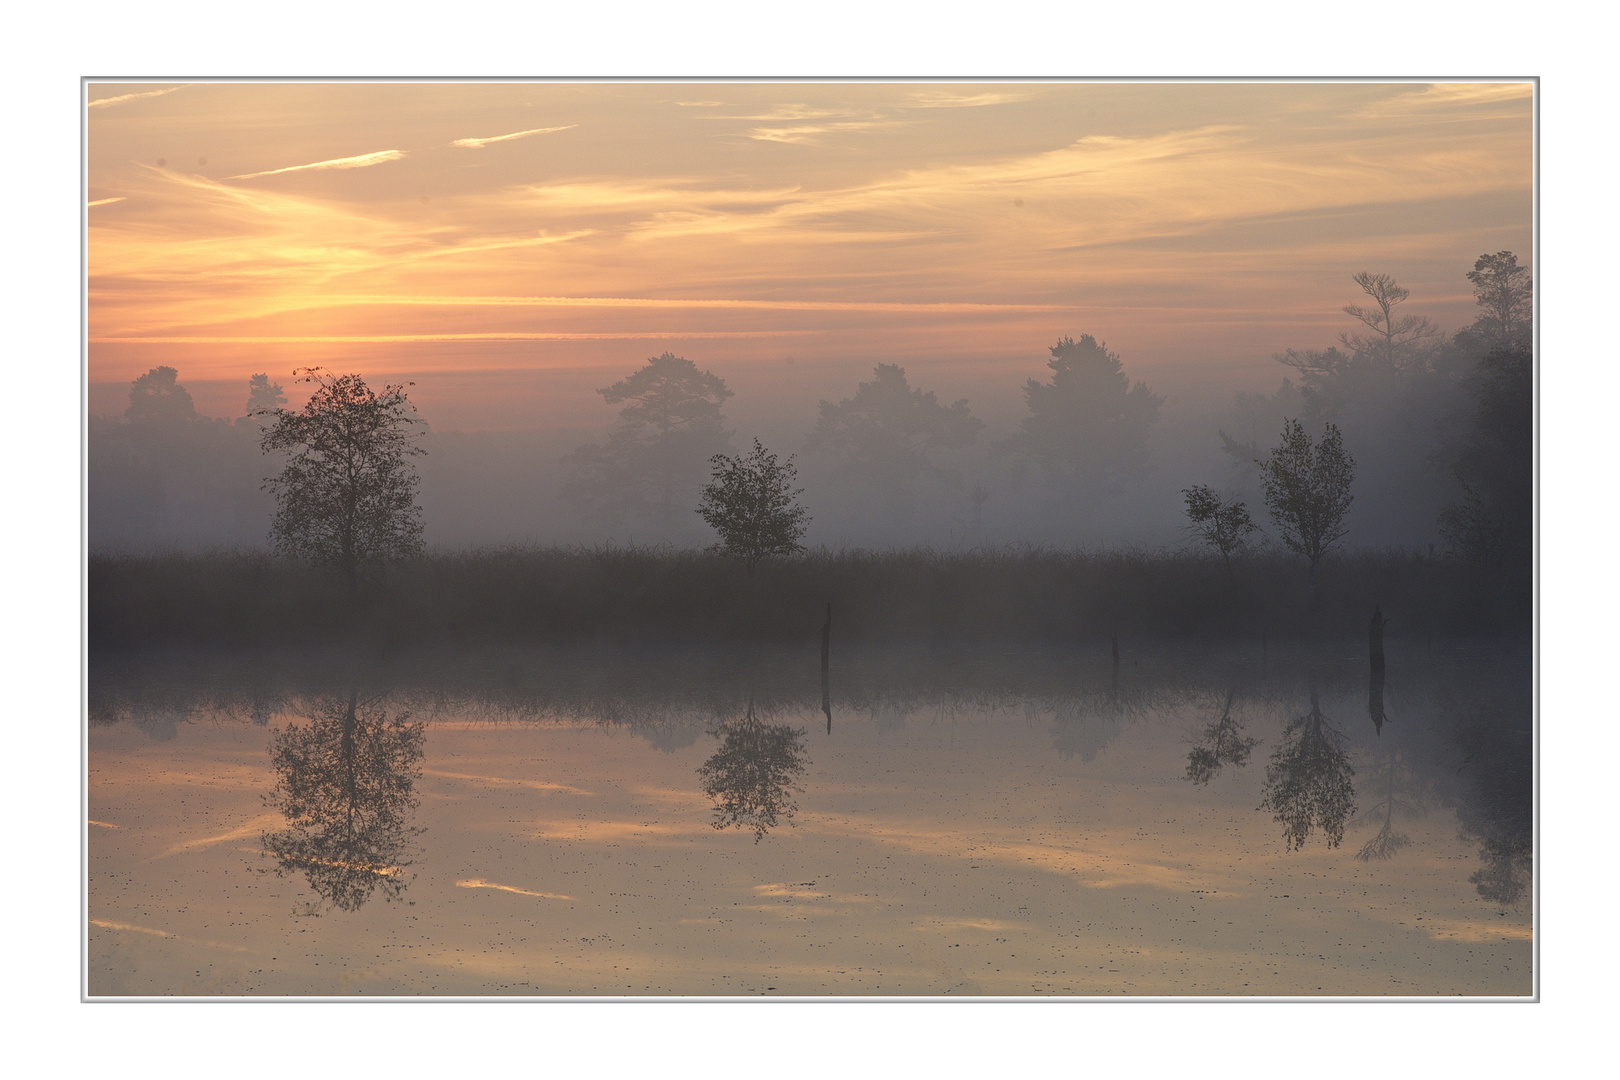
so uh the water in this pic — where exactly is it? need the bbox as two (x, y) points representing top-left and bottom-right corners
(86, 639), (1532, 997)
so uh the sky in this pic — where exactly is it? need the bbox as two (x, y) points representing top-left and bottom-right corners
(86, 80), (1533, 430)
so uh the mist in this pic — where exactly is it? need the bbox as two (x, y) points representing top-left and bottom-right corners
(87, 297), (1508, 558)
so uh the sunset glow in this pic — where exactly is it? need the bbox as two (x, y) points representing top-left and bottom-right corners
(87, 81), (1532, 427)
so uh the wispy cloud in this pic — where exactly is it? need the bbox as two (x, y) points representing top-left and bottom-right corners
(88, 197), (125, 208)
(456, 878), (572, 900)
(747, 120), (901, 144)
(229, 149), (406, 181)
(452, 124), (577, 149)
(88, 86), (181, 109)
(905, 89), (1037, 109)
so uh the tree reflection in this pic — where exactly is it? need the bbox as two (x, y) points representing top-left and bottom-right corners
(1455, 719), (1532, 906)
(1258, 690), (1356, 850)
(697, 701), (808, 842)
(261, 690), (425, 912)
(1353, 748), (1420, 861)
(1185, 690), (1259, 785)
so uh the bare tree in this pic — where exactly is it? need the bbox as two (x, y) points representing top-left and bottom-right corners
(260, 369), (425, 591)
(696, 439), (810, 571)
(1340, 272), (1435, 367)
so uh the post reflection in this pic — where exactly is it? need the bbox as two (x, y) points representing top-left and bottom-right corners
(260, 690), (426, 913)
(1258, 690), (1356, 850)
(697, 699), (809, 842)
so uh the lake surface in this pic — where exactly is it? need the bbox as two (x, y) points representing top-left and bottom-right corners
(86, 639), (1532, 997)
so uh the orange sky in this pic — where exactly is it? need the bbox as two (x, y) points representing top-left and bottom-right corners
(87, 81), (1533, 429)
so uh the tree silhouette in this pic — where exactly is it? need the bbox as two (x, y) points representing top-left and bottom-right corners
(126, 365), (198, 424)
(805, 363), (982, 511)
(697, 702), (809, 841)
(696, 438), (810, 570)
(1258, 691), (1356, 850)
(1438, 346), (1532, 571)
(1000, 335), (1162, 514)
(261, 691), (425, 913)
(260, 369), (425, 591)
(245, 372), (287, 417)
(1466, 251), (1532, 353)
(1180, 485), (1258, 568)
(1186, 690), (1260, 784)
(1340, 272), (1435, 368)
(562, 352), (733, 536)
(1257, 419), (1354, 585)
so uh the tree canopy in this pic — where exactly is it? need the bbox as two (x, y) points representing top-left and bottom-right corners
(562, 352), (733, 535)
(1257, 419), (1355, 580)
(126, 365), (197, 424)
(1001, 335), (1162, 511)
(696, 438), (810, 569)
(805, 363), (982, 506)
(1466, 251), (1533, 352)
(260, 369), (425, 586)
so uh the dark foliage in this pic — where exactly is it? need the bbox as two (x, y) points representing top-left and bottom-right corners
(260, 369), (426, 586)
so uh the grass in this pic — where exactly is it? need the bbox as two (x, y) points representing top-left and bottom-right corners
(89, 543), (1530, 653)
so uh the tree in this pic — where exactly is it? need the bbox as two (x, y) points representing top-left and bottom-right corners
(126, 365), (197, 424)
(1180, 485), (1258, 568)
(1257, 419), (1354, 584)
(260, 691), (425, 913)
(260, 369), (425, 590)
(805, 363), (982, 510)
(562, 352), (733, 536)
(1438, 346), (1531, 571)
(1001, 335), (1162, 512)
(1466, 251), (1532, 352)
(696, 438), (810, 571)
(245, 372), (287, 416)
(1340, 272), (1435, 368)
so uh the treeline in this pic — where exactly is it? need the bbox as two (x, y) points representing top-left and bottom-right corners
(88, 253), (1531, 571)
(90, 544), (1527, 653)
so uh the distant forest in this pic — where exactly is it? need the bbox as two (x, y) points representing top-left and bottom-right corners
(88, 253), (1530, 576)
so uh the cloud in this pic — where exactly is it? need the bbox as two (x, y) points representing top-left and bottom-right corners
(456, 878), (572, 900)
(905, 89), (1038, 109)
(88, 86), (181, 109)
(452, 124), (577, 149)
(746, 120), (901, 144)
(88, 197), (125, 208)
(228, 149), (406, 181)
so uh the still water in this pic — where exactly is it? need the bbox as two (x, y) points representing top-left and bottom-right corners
(87, 640), (1532, 997)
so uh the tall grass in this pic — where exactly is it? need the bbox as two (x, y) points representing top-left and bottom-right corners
(88, 543), (1528, 653)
